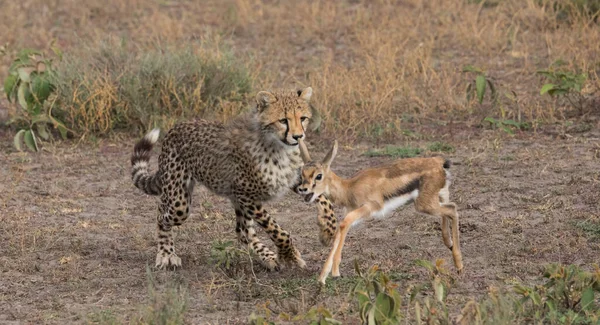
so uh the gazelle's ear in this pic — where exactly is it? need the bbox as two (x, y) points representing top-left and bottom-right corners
(322, 140), (338, 169)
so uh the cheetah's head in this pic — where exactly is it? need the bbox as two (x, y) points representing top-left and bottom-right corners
(255, 87), (313, 146)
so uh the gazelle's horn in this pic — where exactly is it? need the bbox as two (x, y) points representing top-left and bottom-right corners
(298, 138), (312, 163)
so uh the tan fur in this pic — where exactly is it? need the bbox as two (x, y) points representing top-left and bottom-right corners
(298, 141), (464, 284)
(131, 87), (337, 271)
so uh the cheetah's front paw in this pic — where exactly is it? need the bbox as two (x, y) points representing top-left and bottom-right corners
(262, 256), (281, 272)
(278, 246), (307, 269)
(319, 228), (334, 247)
(155, 252), (182, 269)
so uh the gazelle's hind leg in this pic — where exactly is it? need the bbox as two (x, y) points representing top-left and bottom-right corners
(441, 202), (463, 274)
(438, 187), (453, 249)
(415, 183), (463, 274)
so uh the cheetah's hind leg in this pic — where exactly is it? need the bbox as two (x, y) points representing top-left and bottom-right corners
(155, 173), (193, 269)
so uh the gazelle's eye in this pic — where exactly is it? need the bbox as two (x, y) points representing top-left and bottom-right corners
(300, 116), (308, 122)
(315, 174), (322, 181)
(279, 119), (288, 125)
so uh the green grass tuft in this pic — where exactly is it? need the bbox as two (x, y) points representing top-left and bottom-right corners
(50, 38), (252, 136)
(428, 142), (455, 153)
(573, 219), (600, 241)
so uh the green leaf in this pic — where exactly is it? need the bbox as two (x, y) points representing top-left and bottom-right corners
(36, 123), (50, 140)
(501, 125), (514, 135)
(17, 67), (34, 83)
(581, 287), (594, 311)
(548, 88), (568, 96)
(16, 49), (41, 62)
(415, 259), (434, 272)
(462, 65), (482, 73)
(540, 83), (556, 95)
(546, 300), (557, 313)
(367, 305), (376, 325)
(465, 83), (472, 102)
(57, 124), (68, 140)
(476, 75), (486, 104)
(487, 79), (497, 101)
(13, 129), (26, 151)
(17, 82), (29, 110)
(31, 75), (52, 102)
(483, 117), (497, 126)
(32, 115), (51, 125)
(24, 129), (39, 151)
(374, 293), (393, 321)
(4, 74), (18, 101)
(433, 277), (445, 303)
(354, 259), (362, 277)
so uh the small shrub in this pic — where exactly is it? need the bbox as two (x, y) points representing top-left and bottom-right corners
(352, 261), (403, 325)
(410, 259), (455, 324)
(536, 0), (600, 23)
(573, 219), (600, 241)
(428, 142), (455, 153)
(365, 146), (422, 158)
(538, 63), (588, 114)
(483, 117), (531, 134)
(209, 240), (245, 274)
(463, 65), (497, 106)
(50, 39), (253, 136)
(294, 306), (342, 325)
(4, 49), (68, 151)
(138, 267), (188, 325)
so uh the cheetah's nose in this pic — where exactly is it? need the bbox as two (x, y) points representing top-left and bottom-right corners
(292, 134), (304, 141)
(297, 187), (307, 194)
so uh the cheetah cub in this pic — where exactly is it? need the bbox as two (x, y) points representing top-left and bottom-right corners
(131, 87), (334, 271)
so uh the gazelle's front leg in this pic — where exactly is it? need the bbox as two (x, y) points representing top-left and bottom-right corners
(319, 202), (379, 284)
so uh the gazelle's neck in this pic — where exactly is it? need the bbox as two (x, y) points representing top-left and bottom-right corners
(325, 171), (353, 208)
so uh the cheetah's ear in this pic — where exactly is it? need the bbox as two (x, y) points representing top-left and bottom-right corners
(256, 91), (277, 110)
(297, 87), (313, 102)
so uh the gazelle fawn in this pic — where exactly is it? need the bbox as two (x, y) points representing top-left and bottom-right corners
(297, 140), (463, 284)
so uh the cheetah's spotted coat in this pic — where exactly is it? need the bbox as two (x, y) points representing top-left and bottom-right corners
(131, 88), (338, 270)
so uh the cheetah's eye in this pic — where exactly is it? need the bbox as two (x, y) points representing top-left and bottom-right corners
(279, 119), (288, 125)
(315, 174), (322, 181)
(300, 116), (308, 123)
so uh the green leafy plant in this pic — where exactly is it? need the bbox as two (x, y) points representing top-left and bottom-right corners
(483, 117), (530, 135)
(411, 259), (455, 325)
(209, 240), (245, 274)
(4, 49), (67, 151)
(138, 266), (188, 325)
(463, 65), (497, 105)
(573, 219), (600, 241)
(512, 264), (600, 324)
(352, 261), (403, 325)
(295, 306), (342, 325)
(428, 142), (455, 153)
(538, 63), (588, 113)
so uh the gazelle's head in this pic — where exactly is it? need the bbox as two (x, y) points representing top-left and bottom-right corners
(297, 140), (338, 203)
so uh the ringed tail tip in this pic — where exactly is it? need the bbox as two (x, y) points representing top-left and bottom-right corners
(146, 128), (160, 144)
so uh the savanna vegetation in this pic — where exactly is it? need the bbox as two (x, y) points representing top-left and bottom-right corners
(1, 0), (599, 324)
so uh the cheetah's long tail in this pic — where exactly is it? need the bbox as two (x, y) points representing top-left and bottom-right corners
(131, 129), (161, 196)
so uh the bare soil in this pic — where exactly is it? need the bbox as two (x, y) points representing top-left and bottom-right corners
(1, 125), (600, 324)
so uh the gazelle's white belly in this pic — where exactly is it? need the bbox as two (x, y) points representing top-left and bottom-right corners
(350, 190), (419, 227)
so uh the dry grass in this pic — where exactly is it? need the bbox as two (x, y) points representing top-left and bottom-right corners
(1, 0), (599, 140)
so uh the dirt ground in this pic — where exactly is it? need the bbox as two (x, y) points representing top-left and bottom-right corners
(1, 124), (599, 324)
